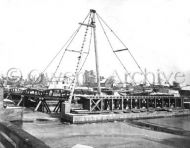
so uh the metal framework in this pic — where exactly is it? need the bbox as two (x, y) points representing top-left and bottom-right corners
(7, 88), (70, 113)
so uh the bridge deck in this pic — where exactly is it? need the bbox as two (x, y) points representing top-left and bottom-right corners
(6, 88), (184, 114)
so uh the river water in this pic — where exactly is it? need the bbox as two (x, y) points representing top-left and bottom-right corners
(12, 113), (190, 148)
(140, 116), (190, 131)
(5, 107), (190, 148)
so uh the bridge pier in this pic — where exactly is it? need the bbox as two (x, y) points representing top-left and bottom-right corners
(72, 95), (185, 114)
(61, 102), (71, 114)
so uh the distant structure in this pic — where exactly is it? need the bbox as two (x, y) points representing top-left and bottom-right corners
(48, 74), (74, 89)
(83, 70), (96, 87)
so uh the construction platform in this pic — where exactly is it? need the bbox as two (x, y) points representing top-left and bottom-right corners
(5, 87), (190, 124)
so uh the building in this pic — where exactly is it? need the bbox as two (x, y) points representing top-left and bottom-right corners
(83, 70), (96, 87)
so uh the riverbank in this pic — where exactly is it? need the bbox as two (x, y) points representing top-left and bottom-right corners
(18, 116), (190, 148)
(0, 107), (190, 148)
(128, 115), (190, 137)
(0, 121), (50, 148)
(1, 97), (190, 148)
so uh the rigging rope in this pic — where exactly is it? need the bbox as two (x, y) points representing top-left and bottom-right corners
(42, 28), (79, 73)
(71, 14), (92, 83)
(69, 13), (92, 102)
(42, 12), (90, 74)
(96, 13), (153, 86)
(45, 12), (91, 85)
(78, 26), (93, 73)
(96, 14), (137, 85)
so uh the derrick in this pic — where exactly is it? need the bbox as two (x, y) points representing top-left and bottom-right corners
(42, 9), (152, 110)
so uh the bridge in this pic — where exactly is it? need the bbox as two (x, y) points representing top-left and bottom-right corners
(5, 88), (70, 113)
(5, 87), (185, 114)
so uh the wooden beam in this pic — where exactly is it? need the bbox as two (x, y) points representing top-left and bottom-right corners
(79, 23), (95, 28)
(17, 96), (24, 106)
(113, 48), (128, 53)
(35, 100), (42, 111)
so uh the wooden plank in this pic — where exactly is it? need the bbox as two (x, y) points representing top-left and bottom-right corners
(35, 101), (42, 111)
(0, 132), (16, 148)
(169, 97), (170, 107)
(43, 101), (51, 113)
(121, 97), (123, 111)
(91, 99), (101, 111)
(17, 97), (23, 106)
(175, 97), (176, 108)
(154, 98), (156, 106)
(53, 101), (60, 112)
(101, 99), (103, 112)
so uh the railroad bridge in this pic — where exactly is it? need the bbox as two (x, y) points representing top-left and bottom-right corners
(5, 88), (185, 114)
(6, 88), (70, 113)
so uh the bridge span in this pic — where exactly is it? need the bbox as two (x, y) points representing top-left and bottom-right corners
(5, 87), (185, 114)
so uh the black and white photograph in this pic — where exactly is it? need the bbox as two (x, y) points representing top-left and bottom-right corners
(0, 0), (190, 147)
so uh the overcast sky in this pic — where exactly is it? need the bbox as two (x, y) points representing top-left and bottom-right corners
(0, 0), (190, 84)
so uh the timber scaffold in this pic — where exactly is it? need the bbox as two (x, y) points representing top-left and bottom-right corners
(77, 95), (184, 113)
(5, 88), (184, 114)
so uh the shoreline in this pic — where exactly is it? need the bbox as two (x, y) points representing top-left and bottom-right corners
(1, 108), (190, 148)
(127, 117), (190, 137)
(20, 114), (190, 148)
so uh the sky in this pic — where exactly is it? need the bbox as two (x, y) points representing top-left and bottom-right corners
(0, 0), (190, 84)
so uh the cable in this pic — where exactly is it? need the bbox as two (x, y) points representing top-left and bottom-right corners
(71, 13), (92, 81)
(78, 26), (93, 73)
(69, 13), (92, 103)
(42, 12), (90, 73)
(97, 13), (153, 86)
(96, 14), (137, 85)
(47, 12), (91, 85)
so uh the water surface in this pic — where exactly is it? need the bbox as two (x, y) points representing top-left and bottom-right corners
(140, 116), (190, 131)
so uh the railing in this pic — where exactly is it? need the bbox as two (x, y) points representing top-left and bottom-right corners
(8, 88), (70, 113)
(0, 121), (50, 148)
